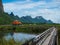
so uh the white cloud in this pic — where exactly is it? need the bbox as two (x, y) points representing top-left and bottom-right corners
(3, 0), (60, 23)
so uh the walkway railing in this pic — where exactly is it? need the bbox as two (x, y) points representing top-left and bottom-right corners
(23, 27), (57, 45)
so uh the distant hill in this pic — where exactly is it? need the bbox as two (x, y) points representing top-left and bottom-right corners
(0, 12), (53, 24)
(20, 16), (53, 24)
(47, 20), (53, 24)
(33, 16), (47, 23)
(20, 16), (33, 23)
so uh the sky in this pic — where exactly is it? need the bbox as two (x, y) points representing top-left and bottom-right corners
(2, 0), (60, 23)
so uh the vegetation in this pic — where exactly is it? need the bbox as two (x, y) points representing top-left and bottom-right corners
(0, 24), (52, 33)
(0, 32), (23, 45)
(0, 12), (53, 25)
(0, 12), (21, 25)
(0, 12), (13, 24)
(0, 24), (60, 45)
(0, 0), (59, 45)
(0, 38), (22, 45)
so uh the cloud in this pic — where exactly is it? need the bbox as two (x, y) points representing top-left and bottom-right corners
(3, 0), (60, 23)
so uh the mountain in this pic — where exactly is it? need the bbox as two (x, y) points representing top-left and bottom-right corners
(0, 13), (13, 24)
(0, 0), (53, 24)
(9, 12), (20, 20)
(20, 16), (53, 24)
(20, 16), (33, 23)
(33, 16), (47, 23)
(0, 0), (4, 12)
(0, 12), (53, 24)
(47, 20), (53, 24)
(0, 0), (14, 24)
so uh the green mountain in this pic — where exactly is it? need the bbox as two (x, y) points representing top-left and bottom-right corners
(0, 12), (13, 24)
(0, 12), (53, 25)
(20, 16), (53, 24)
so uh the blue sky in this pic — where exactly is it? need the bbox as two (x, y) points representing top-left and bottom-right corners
(2, 0), (60, 23)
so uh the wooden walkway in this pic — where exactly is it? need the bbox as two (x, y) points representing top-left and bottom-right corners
(23, 27), (58, 45)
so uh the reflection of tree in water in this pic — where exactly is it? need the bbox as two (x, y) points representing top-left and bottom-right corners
(0, 26), (16, 41)
(13, 27), (16, 32)
(0, 32), (7, 45)
(0, 32), (17, 45)
(0, 32), (6, 39)
(0, 32), (10, 40)
(0, 26), (22, 45)
(10, 32), (15, 42)
(10, 32), (14, 37)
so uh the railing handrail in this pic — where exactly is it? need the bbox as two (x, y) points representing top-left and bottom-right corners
(22, 27), (57, 45)
(33, 27), (54, 42)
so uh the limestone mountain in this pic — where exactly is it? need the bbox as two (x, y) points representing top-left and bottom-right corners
(0, 0), (13, 24)
(20, 16), (53, 24)
(0, 0), (4, 12)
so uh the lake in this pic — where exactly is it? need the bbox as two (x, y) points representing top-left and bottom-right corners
(0, 32), (36, 44)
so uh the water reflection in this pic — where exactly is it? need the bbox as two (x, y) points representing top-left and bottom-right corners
(0, 32), (36, 43)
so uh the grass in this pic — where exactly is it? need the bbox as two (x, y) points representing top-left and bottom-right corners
(0, 38), (22, 45)
(0, 24), (52, 33)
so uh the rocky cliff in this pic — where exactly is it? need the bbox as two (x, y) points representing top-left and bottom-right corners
(0, 0), (4, 12)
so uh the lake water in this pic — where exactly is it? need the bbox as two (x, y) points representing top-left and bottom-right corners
(3, 33), (36, 43)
